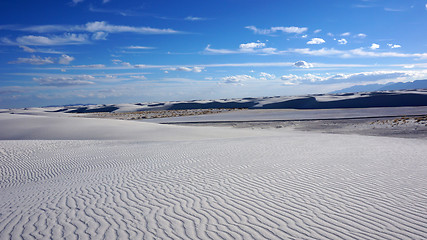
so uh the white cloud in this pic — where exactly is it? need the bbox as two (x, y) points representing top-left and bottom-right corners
(18, 45), (63, 54)
(72, 0), (84, 5)
(103, 0), (110, 3)
(259, 72), (276, 80)
(82, 21), (180, 34)
(287, 47), (427, 59)
(338, 38), (348, 45)
(204, 44), (238, 54)
(185, 16), (206, 21)
(222, 75), (254, 84)
(281, 70), (422, 85)
(205, 44), (278, 55)
(387, 43), (401, 49)
(72, 64), (106, 68)
(125, 45), (155, 49)
(307, 38), (325, 45)
(130, 75), (147, 80)
(314, 29), (322, 34)
(293, 60), (313, 68)
(8, 55), (54, 65)
(301, 35), (308, 38)
(245, 26), (307, 35)
(370, 43), (380, 49)
(58, 54), (75, 64)
(19, 45), (36, 53)
(341, 32), (351, 36)
(164, 66), (205, 73)
(4, 33), (89, 46)
(92, 32), (108, 40)
(33, 76), (95, 86)
(14, 21), (182, 35)
(356, 33), (367, 38)
(281, 74), (303, 85)
(239, 42), (266, 50)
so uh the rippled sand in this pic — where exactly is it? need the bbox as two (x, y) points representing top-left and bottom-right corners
(1, 113), (426, 239)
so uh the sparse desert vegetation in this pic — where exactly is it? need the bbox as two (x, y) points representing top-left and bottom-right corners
(78, 108), (244, 120)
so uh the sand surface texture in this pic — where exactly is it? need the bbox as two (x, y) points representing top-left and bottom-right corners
(1, 112), (427, 239)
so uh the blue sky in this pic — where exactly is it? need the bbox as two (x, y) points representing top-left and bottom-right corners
(1, 0), (427, 108)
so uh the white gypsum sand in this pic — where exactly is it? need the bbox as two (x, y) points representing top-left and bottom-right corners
(0, 113), (427, 239)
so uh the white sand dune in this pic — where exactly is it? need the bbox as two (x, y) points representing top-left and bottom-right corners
(1, 112), (427, 239)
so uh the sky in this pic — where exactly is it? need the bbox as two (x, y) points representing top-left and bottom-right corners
(1, 0), (427, 108)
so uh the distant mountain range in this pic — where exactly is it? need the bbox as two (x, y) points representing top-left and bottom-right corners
(331, 80), (427, 93)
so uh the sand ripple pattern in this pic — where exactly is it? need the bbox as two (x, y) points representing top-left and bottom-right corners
(1, 133), (427, 239)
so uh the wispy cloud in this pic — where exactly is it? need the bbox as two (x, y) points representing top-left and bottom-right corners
(71, 64), (106, 68)
(245, 26), (307, 35)
(8, 54), (74, 65)
(124, 45), (155, 50)
(14, 21), (183, 35)
(18, 45), (63, 54)
(185, 16), (207, 21)
(8, 55), (54, 65)
(164, 66), (205, 73)
(287, 47), (427, 59)
(205, 42), (278, 55)
(33, 75), (95, 87)
(3, 33), (89, 46)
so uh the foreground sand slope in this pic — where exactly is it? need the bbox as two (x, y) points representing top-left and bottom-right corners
(0, 113), (426, 239)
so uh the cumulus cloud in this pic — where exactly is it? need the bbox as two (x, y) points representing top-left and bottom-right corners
(307, 38), (325, 45)
(370, 43), (380, 49)
(281, 74), (303, 85)
(33, 75), (95, 86)
(245, 26), (307, 35)
(387, 43), (401, 49)
(259, 72), (276, 80)
(338, 38), (348, 45)
(281, 71), (420, 86)
(293, 60), (313, 68)
(222, 75), (254, 84)
(239, 42), (266, 50)
(8, 55), (54, 65)
(58, 54), (75, 64)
